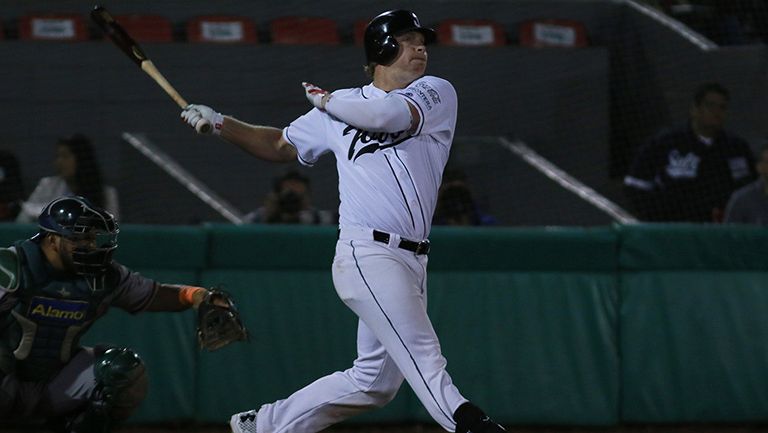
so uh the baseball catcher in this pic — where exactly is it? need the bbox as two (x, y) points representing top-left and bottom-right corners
(0, 196), (246, 433)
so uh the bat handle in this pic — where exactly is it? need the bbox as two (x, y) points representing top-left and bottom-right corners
(140, 60), (212, 134)
(196, 121), (212, 134)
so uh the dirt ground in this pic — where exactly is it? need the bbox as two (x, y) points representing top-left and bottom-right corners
(6, 423), (768, 433)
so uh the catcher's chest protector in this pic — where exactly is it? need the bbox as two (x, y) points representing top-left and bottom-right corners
(1, 240), (116, 381)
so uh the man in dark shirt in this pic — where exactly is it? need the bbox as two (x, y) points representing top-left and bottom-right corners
(624, 82), (757, 222)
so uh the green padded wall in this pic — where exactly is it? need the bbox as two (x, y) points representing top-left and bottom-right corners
(424, 272), (618, 426)
(1, 223), (765, 426)
(0, 223), (37, 246)
(619, 224), (768, 422)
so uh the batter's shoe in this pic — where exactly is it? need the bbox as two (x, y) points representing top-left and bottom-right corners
(230, 409), (258, 433)
(454, 402), (506, 433)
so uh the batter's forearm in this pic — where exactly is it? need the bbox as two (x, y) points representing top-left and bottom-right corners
(221, 117), (297, 162)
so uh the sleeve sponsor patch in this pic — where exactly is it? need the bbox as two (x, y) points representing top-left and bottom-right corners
(407, 81), (443, 112)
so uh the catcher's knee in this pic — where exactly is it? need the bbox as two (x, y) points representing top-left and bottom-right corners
(93, 347), (148, 420)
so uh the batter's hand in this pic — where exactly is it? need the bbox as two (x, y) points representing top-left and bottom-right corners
(181, 104), (224, 135)
(303, 82), (332, 110)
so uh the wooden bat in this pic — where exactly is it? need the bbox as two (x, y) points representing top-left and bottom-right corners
(90, 5), (211, 133)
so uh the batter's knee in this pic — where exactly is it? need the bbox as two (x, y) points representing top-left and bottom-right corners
(93, 347), (148, 420)
(365, 376), (404, 408)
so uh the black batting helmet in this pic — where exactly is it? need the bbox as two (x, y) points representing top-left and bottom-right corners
(364, 10), (436, 66)
(37, 195), (119, 277)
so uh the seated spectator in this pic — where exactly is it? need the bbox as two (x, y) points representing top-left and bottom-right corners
(16, 134), (119, 222)
(623, 82), (757, 222)
(724, 143), (768, 224)
(0, 150), (24, 221)
(245, 170), (334, 224)
(433, 168), (496, 226)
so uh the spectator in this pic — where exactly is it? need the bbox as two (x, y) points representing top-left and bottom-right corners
(433, 168), (496, 226)
(724, 143), (768, 224)
(624, 82), (757, 222)
(16, 134), (119, 223)
(0, 150), (24, 221)
(245, 170), (334, 224)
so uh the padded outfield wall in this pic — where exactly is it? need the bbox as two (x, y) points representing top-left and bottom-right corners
(0, 224), (766, 425)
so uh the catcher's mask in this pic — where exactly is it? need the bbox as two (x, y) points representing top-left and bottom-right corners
(36, 196), (119, 277)
(364, 9), (436, 66)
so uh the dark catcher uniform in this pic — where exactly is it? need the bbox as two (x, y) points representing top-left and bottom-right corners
(0, 240), (157, 417)
(0, 196), (157, 433)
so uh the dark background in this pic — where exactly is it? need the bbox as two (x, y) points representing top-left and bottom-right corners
(1, 0), (766, 226)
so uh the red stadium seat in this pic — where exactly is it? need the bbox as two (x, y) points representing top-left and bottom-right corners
(19, 13), (88, 41)
(518, 19), (589, 48)
(187, 15), (257, 43)
(353, 19), (368, 45)
(270, 16), (340, 45)
(437, 19), (506, 46)
(113, 14), (173, 42)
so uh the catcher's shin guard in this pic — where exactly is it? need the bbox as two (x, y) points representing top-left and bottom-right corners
(453, 402), (506, 433)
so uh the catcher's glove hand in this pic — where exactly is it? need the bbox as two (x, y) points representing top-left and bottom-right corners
(197, 289), (248, 351)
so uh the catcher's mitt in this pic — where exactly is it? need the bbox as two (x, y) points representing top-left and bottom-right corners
(197, 289), (248, 351)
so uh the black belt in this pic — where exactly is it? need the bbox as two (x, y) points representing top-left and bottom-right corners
(372, 230), (430, 255)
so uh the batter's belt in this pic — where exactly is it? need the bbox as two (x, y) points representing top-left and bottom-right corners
(338, 227), (430, 255)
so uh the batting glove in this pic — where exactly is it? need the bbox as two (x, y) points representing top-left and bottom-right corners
(302, 82), (332, 110)
(181, 104), (224, 135)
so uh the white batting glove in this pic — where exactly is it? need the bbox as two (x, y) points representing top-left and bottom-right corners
(302, 82), (332, 110)
(181, 104), (224, 135)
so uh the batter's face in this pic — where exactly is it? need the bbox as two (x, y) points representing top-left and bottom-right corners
(383, 31), (428, 87)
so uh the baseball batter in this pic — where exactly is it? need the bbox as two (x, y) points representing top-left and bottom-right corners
(182, 10), (505, 433)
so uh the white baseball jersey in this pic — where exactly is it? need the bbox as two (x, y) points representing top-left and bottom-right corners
(283, 75), (457, 241)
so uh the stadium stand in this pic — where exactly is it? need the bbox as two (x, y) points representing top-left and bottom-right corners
(270, 16), (340, 45)
(187, 15), (258, 43)
(19, 13), (88, 41)
(112, 14), (173, 42)
(436, 18), (507, 46)
(519, 18), (589, 47)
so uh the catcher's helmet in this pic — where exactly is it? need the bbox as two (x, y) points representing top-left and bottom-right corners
(37, 195), (119, 276)
(364, 10), (436, 66)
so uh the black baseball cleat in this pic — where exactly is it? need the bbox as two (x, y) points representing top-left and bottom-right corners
(453, 402), (506, 433)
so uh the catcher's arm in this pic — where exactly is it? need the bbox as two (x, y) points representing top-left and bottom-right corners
(145, 284), (209, 312)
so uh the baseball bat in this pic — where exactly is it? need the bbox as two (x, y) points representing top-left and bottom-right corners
(90, 5), (211, 134)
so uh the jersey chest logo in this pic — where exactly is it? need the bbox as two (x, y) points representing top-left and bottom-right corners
(28, 296), (89, 325)
(344, 125), (412, 161)
(665, 150), (700, 178)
